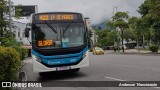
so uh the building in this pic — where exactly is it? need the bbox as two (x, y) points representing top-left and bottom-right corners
(85, 18), (98, 46)
(12, 18), (31, 45)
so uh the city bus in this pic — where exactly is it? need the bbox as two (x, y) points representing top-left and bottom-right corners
(25, 12), (89, 76)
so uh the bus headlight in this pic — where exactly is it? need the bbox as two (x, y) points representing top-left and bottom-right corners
(33, 55), (41, 63)
(83, 52), (87, 59)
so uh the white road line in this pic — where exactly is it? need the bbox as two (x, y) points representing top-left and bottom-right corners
(152, 69), (160, 72)
(105, 76), (126, 81)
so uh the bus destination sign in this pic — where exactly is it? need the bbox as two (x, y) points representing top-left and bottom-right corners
(35, 14), (79, 21)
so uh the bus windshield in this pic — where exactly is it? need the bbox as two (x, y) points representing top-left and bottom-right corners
(32, 22), (85, 49)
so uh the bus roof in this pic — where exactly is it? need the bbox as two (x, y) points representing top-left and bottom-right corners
(32, 12), (82, 15)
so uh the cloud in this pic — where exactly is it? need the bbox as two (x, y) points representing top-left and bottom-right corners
(12, 0), (145, 25)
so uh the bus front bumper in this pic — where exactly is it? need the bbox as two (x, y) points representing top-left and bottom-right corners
(32, 52), (89, 73)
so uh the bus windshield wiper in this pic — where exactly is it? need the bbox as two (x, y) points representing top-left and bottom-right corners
(63, 20), (74, 34)
(45, 21), (57, 33)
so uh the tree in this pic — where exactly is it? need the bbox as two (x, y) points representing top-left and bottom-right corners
(106, 20), (120, 49)
(0, 0), (21, 35)
(124, 28), (136, 43)
(0, 0), (21, 46)
(0, 0), (8, 37)
(135, 18), (150, 48)
(106, 20), (115, 30)
(112, 12), (129, 52)
(138, 0), (160, 46)
(95, 29), (115, 47)
(137, 0), (150, 17)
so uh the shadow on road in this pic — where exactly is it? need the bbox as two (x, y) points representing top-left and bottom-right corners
(37, 70), (87, 81)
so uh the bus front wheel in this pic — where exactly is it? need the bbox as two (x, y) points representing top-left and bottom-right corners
(71, 68), (80, 72)
(39, 72), (47, 77)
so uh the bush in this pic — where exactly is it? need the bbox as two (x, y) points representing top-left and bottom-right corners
(13, 46), (27, 61)
(113, 46), (121, 52)
(0, 37), (21, 47)
(0, 37), (27, 61)
(149, 44), (159, 52)
(0, 46), (21, 82)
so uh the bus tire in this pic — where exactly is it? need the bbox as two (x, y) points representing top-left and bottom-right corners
(72, 68), (80, 72)
(39, 72), (46, 77)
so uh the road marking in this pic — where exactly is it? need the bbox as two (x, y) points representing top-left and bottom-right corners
(152, 69), (160, 72)
(105, 76), (126, 81)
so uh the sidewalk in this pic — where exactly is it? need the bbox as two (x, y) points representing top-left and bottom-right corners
(105, 49), (160, 55)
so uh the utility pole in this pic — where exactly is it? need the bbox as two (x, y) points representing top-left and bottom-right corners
(113, 6), (115, 49)
(9, 0), (12, 40)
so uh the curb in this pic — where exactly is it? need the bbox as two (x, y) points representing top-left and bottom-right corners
(106, 52), (160, 56)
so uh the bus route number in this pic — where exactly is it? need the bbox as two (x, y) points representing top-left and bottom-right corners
(39, 15), (49, 20)
(38, 14), (74, 20)
(38, 40), (53, 47)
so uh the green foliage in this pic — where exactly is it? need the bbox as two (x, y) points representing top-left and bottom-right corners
(14, 5), (22, 18)
(112, 12), (129, 29)
(138, 0), (151, 17)
(0, 46), (21, 82)
(13, 46), (27, 61)
(113, 21), (129, 29)
(0, 37), (22, 47)
(149, 44), (159, 52)
(0, 37), (27, 61)
(138, 0), (160, 45)
(124, 28), (136, 42)
(0, 0), (22, 38)
(128, 16), (139, 30)
(112, 12), (129, 21)
(96, 29), (114, 47)
(112, 11), (129, 52)
(106, 20), (114, 30)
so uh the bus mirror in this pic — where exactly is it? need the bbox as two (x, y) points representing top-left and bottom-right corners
(25, 28), (30, 37)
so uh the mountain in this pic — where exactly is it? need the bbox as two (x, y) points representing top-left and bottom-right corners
(91, 21), (106, 30)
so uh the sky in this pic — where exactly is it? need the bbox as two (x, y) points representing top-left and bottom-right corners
(12, 0), (145, 25)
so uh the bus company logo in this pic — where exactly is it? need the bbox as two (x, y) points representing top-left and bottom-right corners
(2, 82), (11, 87)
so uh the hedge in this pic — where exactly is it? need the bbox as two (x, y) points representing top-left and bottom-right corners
(0, 46), (21, 83)
(13, 46), (27, 61)
(149, 44), (159, 53)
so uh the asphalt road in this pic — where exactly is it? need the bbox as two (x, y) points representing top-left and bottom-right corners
(22, 52), (160, 90)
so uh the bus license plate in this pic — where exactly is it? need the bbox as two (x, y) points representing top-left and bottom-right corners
(57, 66), (70, 71)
